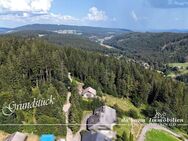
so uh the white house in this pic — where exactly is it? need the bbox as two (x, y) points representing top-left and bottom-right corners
(82, 87), (96, 98)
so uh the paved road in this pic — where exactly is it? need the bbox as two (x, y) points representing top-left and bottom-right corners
(99, 38), (115, 49)
(72, 113), (92, 141)
(137, 124), (183, 141)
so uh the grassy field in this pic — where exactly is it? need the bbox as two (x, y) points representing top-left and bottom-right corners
(103, 94), (145, 117)
(114, 117), (132, 136)
(169, 62), (188, 67)
(104, 95), (145, 140)
(167, 62), (188, 77)
(145, 129), (181, 141)
(114, 117), (143, 141)
(104, 94), (137, 111)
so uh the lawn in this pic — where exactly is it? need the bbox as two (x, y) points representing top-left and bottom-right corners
(114, 116), (143, 141)
(168, 62), (188, 68)
(103, 94), (145, 118)
(104, 95), (145, 140)
(145, 129), (181, 141)
(104, 95), (137, 111)
(114, 117), (132, 136)
(167, 62), (188, 77)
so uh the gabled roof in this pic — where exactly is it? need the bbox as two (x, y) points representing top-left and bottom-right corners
(5, 132), (27, 141)
(87, 106), (116, 130)
(82, 87), (96, 95)
(82, 131), (112, 141)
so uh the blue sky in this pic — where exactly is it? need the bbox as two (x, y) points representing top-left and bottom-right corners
(0, 0), (188, 31)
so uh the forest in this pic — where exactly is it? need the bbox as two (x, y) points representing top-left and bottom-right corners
(105, 32), (188, 69)
(0, 36), (187, 136)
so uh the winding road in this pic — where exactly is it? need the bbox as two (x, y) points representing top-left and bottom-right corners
(137, 123), (187, 141)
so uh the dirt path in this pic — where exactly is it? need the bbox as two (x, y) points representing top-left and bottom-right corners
(137, 124), (182, 141)
(63, 92), (73, 141)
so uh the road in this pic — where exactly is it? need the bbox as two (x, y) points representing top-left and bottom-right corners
(72, 113), (92, 141)
(137, 123), (185, 141)
(64, 73), (91, 141)
(63, 92), (73, 141)
(98, 36), (116, 49)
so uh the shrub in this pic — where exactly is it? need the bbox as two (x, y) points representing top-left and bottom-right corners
(127, 109), (139, 119)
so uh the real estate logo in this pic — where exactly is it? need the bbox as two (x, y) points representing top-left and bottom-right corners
(149, 110), (184, 126)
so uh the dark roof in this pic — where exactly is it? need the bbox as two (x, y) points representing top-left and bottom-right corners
(82, 131), (112, 141)
(87, 114), (100, 128)
(87, 106), (116, 130)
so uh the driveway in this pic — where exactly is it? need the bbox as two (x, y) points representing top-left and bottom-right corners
(63, 92), (73, 141)
(72, 113), (92, 141)
(137, 123), (183, 141)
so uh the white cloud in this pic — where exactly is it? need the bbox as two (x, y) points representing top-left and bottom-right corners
(0, 0), (53, 13)
(131, 11), (138, 21)
(0, 12), (79, 24)
(87, 6), (107, 21)
(0, 3), (109, 26)
(0, 0), (80, 25)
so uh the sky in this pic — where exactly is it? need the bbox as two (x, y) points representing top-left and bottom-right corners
(0, 0), (188, 31)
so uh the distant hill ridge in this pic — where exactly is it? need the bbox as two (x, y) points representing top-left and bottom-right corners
(0, 24), (129, 36)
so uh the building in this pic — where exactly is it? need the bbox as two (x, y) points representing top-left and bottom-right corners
(4, 132), (27, 141)
(87, 106), (117, 131)
(82, 87), (96, 98)
(81, 131), (112, 141)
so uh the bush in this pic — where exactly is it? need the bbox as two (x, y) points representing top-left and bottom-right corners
(127, 109), (139, 119)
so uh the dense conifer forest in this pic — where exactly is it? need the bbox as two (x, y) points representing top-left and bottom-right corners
(105, 32), (188, 69)
(0, 36), (187, 135)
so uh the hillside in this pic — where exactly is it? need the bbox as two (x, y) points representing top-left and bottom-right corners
(0, 36), (187, 138)
(0, 28), (11, 34)
(3, 30), (122, 55)
(7, 24), (131, 37)
(105, 32), (188, 69)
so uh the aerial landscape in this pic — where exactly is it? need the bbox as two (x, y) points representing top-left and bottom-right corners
(0, 0), (188, 141)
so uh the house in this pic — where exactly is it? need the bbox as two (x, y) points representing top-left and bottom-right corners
(4, 132), (27, 141)
(81, 131), (112, 141)
(40, 134), (55, 141)
(87, 106), (117, 131)
(82, 87), (96, 98)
